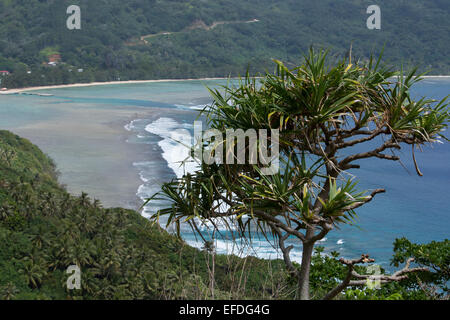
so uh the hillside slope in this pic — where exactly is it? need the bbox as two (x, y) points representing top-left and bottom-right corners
(0, 0), (449, 88)
(0, 130), (288, 300)
(0, 132), (447, 300)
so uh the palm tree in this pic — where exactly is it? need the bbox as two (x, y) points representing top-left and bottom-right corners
(20, 258), (48, 289)
(79, 192), (91, 207)
(0, 204), (14, 220)
(67, 239), (93, 267)
(93, 199), (102, 209)
(30, 232), (46, 249)
(0, 282), (19, 300)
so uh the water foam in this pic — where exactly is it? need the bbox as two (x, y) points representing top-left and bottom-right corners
(124, 119), (142, 132)
(145, 117), (199, 178)
(133, 117), (305, 263)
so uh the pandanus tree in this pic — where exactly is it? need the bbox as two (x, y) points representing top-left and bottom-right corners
(148, 49), (449, 300)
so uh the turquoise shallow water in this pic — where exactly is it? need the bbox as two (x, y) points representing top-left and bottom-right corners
(0, 78), (449, 270)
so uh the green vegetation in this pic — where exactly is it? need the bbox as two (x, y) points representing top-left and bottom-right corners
(148, 50), (450, 300)
(0, 130), (448, 300)
(0, 130), (290, 300)
(0, 0), (449, 88)
(391, 238), (449, 297)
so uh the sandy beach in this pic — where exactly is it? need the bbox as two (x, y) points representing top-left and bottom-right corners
(0, 77), (232, 94)
(1, 76), (449, 268)
(1, 75), (449, 210)
(0, 80), (215, 210)
(1, 75), (448, 95)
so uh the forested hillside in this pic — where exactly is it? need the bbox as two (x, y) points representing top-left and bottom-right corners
(0, 0), (449, 88)
(0, 130), (291, 299)
(0, 132), (447, 300)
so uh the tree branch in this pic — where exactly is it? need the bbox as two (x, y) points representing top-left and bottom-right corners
(310, 218), (333, 242)
(343, 189), (386, 211)
(339, 140), (400, 168)
(322, 254), (374, 300)
(335, 128), (389, 149)
(271, 226), (299, 279)
(252, 210), (307, 242)
(322, 256), (428, 300)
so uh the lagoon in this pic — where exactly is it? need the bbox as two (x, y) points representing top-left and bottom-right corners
(0, 78), (449, 270)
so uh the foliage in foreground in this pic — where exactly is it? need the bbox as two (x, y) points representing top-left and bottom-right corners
(0, 130), (447, 300)
(0, 130), (290, 300)
(149, 49), (449, 300)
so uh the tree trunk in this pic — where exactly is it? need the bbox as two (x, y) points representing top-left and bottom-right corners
(297, 240), (315, 300)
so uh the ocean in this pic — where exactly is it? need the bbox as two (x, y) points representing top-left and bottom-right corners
(0, 78), (449, 270)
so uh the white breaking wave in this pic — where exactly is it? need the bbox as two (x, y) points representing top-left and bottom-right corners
(130, 117), (309, 263)
(174, 103), (210, 111)
(185, 237), (303, 263)
(138, 172), (149, 183)
(189, 104), (210, 111)
(133, 161), (153, 166)
(144, 117), (199, 178)
(124, 119), (143, 132)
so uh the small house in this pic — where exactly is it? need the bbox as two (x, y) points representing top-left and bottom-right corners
(48, 54), (61, 64)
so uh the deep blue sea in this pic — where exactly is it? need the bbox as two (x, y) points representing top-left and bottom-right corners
(1, 78), (448, 270)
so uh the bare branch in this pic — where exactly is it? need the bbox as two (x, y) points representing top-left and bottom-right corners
(322, 254), (374, 300)
(322, 256), (429, 300)
(329, 128), (372, 138)
(342, 164), (361, 170)
(343, 189), (386, 211)
(335, 128), (389, 149)
(272, 226), (299, 278)
(339, 140), (400, 168)
(373, 153), (400, 161)
(412, 144), (424, 176)
(252, 210), (307, 242)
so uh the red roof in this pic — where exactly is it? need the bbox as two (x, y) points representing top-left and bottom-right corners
(48, 54), (61, 63)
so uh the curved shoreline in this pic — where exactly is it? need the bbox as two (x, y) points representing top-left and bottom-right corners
(1, 75), (449, 95)
(0, 77), (233, 94)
